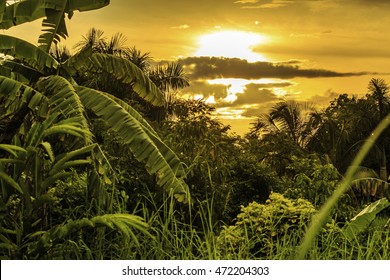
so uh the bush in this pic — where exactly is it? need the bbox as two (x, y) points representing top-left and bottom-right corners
(226, 153), (279, 220)
(280, 157), (354, 222)
(216, 193), (316, 259)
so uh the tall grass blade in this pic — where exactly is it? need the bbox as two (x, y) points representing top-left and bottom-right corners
(297, 114), (390, 259)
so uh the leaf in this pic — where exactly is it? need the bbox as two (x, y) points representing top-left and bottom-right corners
(343, 197), (390, 239)
(0, 0), (110, 29)
(32, 213), (148, 257)
(43, 124), (89, 138)
(0, 144), (27, 157)
(38, 4), (68, 52)
(0, 0), (6, 23)
(0, 171), (23, 194)
(77, 86), (189, 202)
(0, 35), (59, 72)
(36, 75), (93, 144)
(87, 53), (165, 106)
(49, 145), (95, 175)
(68, 0), (110, 12)
(61, 45), (93, 77)
(39, 142), (54, 161)
(0, 60), (44, 83)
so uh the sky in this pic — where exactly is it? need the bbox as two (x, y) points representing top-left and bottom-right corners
(3, 0), (390, 135)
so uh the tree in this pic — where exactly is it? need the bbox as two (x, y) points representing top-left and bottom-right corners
(367, 78), (390, 181)
(250, 100), (314, 148)
(307, 81), (390, 177)
(0, 0), (189, 258)
(73, 28), (190, 121)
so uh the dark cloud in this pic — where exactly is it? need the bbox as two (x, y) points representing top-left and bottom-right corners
(228, 85), (279, 106)
(181, 80), (228, 99)
(254, 81), (294, 88)
(180, 56), (374, 80)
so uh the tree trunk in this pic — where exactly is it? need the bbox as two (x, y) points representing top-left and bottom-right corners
(380, 146), (387, 181)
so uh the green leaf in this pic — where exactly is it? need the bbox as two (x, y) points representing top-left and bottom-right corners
(0, 171), (23, 194)
(43, 124), (89, 138)
(36, 75), (93, 144)
(38, 3), (68, 52)
(61, 45), (93, 77)
(87, 54), (165, 106)
(0, 60), (43, 83)
(0, 0), (6, 23)
(33, 213), (148, 257)
(343, 197), (390, 239)
(49, 144), (95, 174)
(77, 86), (189, 203)
(0, 0), (110, 29)
(0, 35), (59, 72)
(39, 142), (54, 162)
(0, 144), (27, 157)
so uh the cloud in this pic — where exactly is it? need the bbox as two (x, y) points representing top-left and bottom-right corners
(226, 85), (279, 106)
(171, 24), (190, 29)
(234, 0), (259, 3)
(180, 56), (374, 80)
(181, 80), (229, 99)
(306, 89), (341, 107)
(235, 0), (294, 9)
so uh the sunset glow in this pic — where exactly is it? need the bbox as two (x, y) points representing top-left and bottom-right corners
(3, 0), (389, 136)
(195, 31), (268, 62)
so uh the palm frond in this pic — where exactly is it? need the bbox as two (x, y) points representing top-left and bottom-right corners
(73, 27), (106, 52)
(150, 62), (190, 92)
(0, 171), (23, 194)
(0, 143), (27, 157)
(41, 144), (96, 191)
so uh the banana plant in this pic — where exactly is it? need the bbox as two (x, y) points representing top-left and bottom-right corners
(0, 0), (110, 52)
(343, 197), (390, 240)
(0, 35), (189, 202)
(0, 0), (189, 259)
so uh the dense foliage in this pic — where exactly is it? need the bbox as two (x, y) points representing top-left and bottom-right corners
(1, 0), (390, 260)
(216, 193), (317, 259)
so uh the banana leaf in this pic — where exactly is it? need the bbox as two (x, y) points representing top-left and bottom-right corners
(343, 197), (390, 239)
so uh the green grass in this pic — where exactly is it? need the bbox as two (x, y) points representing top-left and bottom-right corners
(101, 192), (390, 260)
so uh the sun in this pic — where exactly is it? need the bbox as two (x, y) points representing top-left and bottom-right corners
(194, 30), (268, 62)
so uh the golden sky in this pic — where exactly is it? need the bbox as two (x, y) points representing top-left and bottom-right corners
(3, 0), (390, 135)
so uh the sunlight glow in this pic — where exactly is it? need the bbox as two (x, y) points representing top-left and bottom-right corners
(207, 78), (292, 103)
(274, 88), (287, 97)
(195, 30), (268, 62)
(205, 95), (216, 104)
(208, 78), (248, 102)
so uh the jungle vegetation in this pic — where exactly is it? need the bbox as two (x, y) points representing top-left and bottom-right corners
(1, 0), (389, 260)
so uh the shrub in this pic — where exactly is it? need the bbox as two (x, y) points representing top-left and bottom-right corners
(216, 193), (316, 259)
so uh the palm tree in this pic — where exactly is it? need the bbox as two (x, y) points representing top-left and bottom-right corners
(0, 0), (189, 258)
(367, 78), (390, 180)
(73, 28), (190, 121)
(250, 100), (314, 148)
